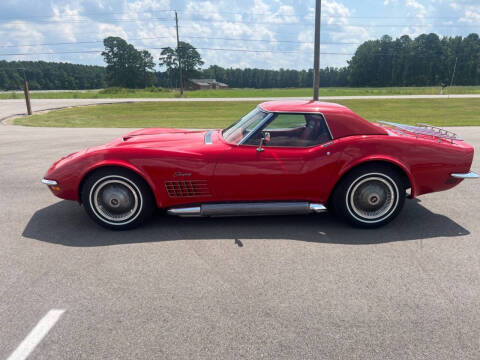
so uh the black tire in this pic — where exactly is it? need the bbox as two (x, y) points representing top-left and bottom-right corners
(81, 168), (155, 230)
(332, 164), (405, 228)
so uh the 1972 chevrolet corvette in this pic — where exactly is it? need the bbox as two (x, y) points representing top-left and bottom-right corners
(42, 101), (478, 230)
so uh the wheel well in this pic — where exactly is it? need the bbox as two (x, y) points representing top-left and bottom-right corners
(328, 161), (411, 204)
(78, 165), (155, 204)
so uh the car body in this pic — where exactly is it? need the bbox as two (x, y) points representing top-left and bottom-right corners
(42, 100), (478, 229)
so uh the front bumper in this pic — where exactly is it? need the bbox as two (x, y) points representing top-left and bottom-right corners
(41, 178), (58, 186)
(41, 178), (64, 198)
(450, 172), (479, 179)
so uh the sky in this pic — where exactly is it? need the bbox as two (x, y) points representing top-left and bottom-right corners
(0, 0), (479, 70)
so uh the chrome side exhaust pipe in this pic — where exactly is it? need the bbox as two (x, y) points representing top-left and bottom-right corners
(167, 202), (327, 218)
(166, 206), (202, 217)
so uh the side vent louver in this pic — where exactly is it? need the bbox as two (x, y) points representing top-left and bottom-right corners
(165, 180), (211, 198)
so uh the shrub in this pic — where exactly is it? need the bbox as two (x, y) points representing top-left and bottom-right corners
(99, 87), (125, 94)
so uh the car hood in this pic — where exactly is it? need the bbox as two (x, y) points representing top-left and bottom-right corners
(114, 128), (210, 149)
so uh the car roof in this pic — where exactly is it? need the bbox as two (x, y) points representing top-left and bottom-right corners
(259, 100), (351, 115)
(259, 100), (388, 139)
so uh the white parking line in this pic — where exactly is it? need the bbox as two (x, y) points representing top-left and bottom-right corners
(7, 309), (65, 360)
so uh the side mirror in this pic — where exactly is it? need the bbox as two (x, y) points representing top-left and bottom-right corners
(257, 131), (270, 152)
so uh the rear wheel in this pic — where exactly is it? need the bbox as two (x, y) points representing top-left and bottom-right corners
(332, 165), (405, 228)
(81, 168), (155, 230)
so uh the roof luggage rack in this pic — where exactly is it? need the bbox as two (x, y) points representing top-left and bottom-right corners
(378, 121), (463, 143)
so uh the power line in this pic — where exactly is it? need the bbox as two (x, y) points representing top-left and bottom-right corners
(1, 45), (449, 58)
(1, 17), (174, 24)
(0, 9), (175, 21)
(178, 18), (480, 28)
(0, 8), (470, 22)
(1, 47), (436, 57)
(0, 32), (367, 48)
(0, 48), (358, 56)
(0, 50), (103, 56)
(0, 36), (172, 48)
(0, 36), (363, 49)
(184, 36), (360, 46)
(0, 47), (451, 58)
(5, 16), (474, 28)
(185, 36), (315, 45)
(0, 49), (299, 56)
(175, 9), (470, 20)
(162, 47), (301, 54)
(0, 13), (477, 28)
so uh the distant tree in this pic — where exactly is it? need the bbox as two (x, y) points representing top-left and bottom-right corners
(0, 70), (10, 90)
(159, 41), (204, 87)
(102, 36), (155, 88)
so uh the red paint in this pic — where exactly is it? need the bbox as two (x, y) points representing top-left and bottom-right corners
(43, 101), (475, 208)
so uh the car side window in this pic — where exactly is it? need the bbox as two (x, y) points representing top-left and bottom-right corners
(267, 114), (306, 130)
(243, 113), (331, 147)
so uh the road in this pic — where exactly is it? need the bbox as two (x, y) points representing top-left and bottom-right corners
(0, 124), (479, 359)
(2, 94), (480, 123)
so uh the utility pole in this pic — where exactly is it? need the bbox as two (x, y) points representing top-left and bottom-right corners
(312, 0), (321, 101)
(18, 68), (32, 115)
(450, 56), (458, 88)
(175, 11), (184, 96)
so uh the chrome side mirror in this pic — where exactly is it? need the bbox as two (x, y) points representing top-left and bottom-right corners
(257, 131), (270, 152)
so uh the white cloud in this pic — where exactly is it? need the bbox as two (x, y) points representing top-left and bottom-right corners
(406, 0), (427, 18)
(450, 2), (480, 24)
(402, 0), (431, 38)
(0, 22), (45, 59)
(299, 0), (370, 68)
(461, 8), (480, 23)
(179, 0), (297, 69)
(51, 4), (83, 42)
(323, 0), (351, 24)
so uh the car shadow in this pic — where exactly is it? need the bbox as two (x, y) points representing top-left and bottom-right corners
(22, 198), (469, 247)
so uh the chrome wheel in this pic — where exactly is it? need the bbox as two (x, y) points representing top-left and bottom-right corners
(89, 176), (143, 225)
(346, 173), (399, 224)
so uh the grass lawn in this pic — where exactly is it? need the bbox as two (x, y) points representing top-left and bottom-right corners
(2, 86), (480, 99)
(14, 98), (480, 128)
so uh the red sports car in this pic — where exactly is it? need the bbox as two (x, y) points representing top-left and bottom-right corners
(42, 100), (477, 230)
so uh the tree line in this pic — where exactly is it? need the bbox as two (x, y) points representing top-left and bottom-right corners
(348, 33), (480, 87)
(0, 33), (479, 90)
(0, 60), (105, 90)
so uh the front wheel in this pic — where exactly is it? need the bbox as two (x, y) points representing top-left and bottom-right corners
(332, 165), (406, 228)
(81, 169), (155, 230)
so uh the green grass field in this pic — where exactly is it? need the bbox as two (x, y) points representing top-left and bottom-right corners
(3, 86), (480, 99)
(14, 98), (480, 128)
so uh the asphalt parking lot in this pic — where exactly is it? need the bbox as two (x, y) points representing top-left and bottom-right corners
(1, 124), (480, 359)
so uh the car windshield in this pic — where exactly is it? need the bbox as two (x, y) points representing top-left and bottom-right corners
(222, 107), (269, 144)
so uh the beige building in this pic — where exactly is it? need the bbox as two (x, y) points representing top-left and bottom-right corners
(188, 79), (229, 90)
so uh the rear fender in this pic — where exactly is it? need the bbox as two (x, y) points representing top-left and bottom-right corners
(337, 155), (416, 198)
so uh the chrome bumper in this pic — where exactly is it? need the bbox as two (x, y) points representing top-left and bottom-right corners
(41, 178), (58, 186)
(451, 172), (479, 179)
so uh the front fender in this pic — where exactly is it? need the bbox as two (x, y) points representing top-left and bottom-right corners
(78, 160), (164, 207)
